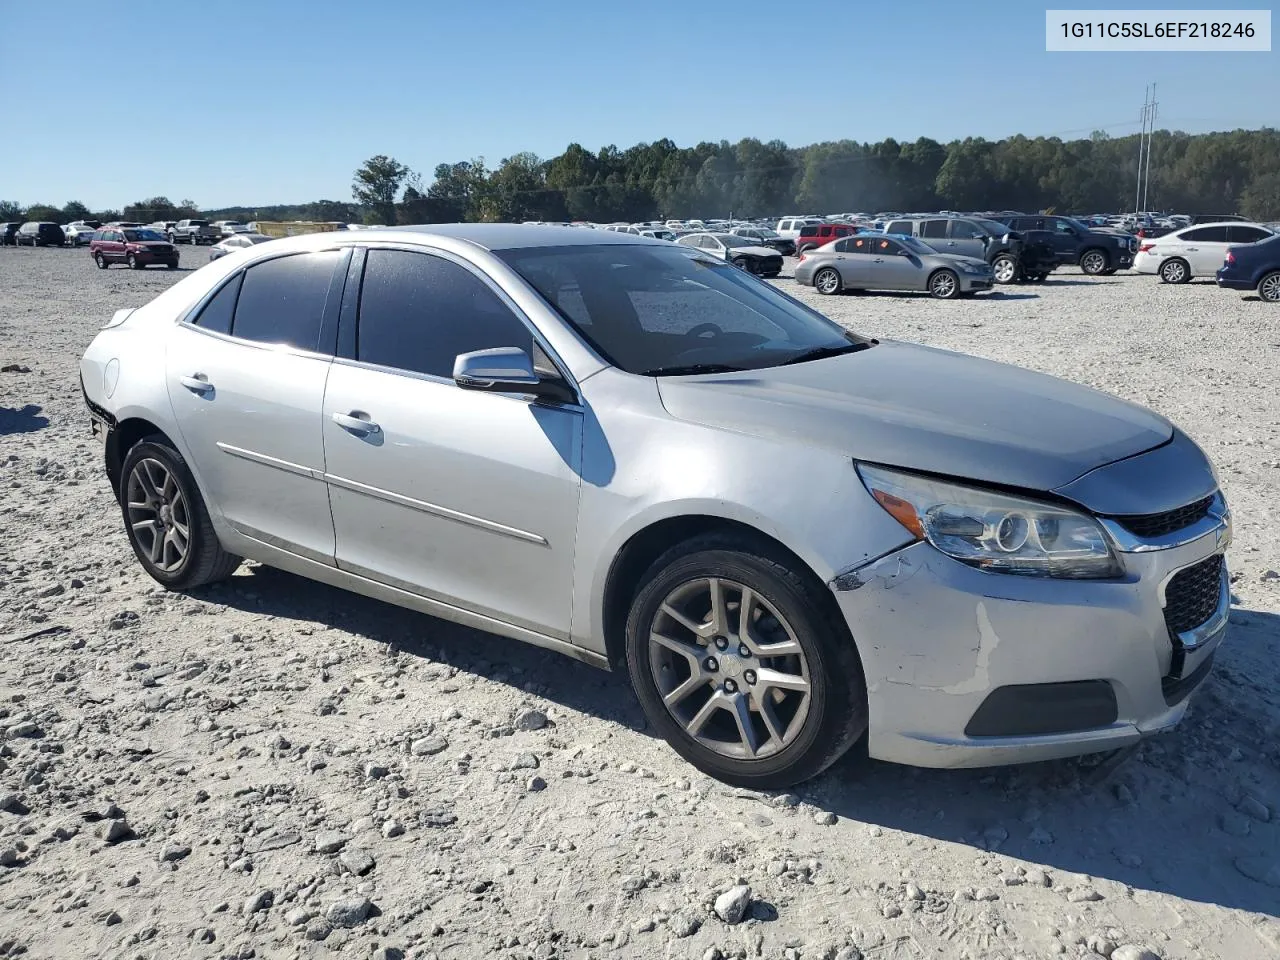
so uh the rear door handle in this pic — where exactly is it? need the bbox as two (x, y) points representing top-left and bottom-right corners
(179, 374), (213, 394)
(1185, 247), (1198, 251)
(331, 411), (380, 435)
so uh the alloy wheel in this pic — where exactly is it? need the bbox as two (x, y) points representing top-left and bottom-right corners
(815, 268), (841, 295)
(647, 577), (811, 761)
(931, 272), (957, 298)
(993, 257), (1016, 283)
(1161, 260), (1187, 283)
(125, 458), (190, 572)
(1081, 251), (1107, 274)
(1261, 273), (1280, 302)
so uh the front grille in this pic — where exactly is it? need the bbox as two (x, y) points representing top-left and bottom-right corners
(1114, 495), (1213, 539)
(1163, 554), (1223, 636)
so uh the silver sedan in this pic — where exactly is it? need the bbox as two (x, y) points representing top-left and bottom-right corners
(79, 225), (1229, 787)
(795, 233), (994, 298)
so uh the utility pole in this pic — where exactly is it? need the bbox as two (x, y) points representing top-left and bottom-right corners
(1142, 83), (1158, 213)
(1135, 84), (1151, 216)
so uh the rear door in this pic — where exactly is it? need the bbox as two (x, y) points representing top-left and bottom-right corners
(322, 246), (583, 639)
(944, 219), (986, 258)
(165, 249), (347, 564)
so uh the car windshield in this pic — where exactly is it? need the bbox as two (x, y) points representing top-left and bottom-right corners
(499, 244), (871, 376)
(123, 229), (164, 242)
(246, 234), (271, 243)
(718, 236), (754, 249)
(970, 219), (1010, 236)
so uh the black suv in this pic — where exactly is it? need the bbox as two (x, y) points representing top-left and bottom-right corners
(15, 222), (67, 247)
(990, 214), (1135, 275)
(881, 216), (1035, 284)
(0, 223), (20, 246)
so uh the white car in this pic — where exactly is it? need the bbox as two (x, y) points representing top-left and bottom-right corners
(775, 217), (822, 241)
(207, 233), (274, 261)
(63, 222), (100, 246)
(676, 232), (783, 276)
(1134, 221), (1274, 283)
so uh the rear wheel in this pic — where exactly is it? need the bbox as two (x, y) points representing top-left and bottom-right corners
(814, 267), (842, 295)
(120, 437), (241, 590)
(1159, 258), (1191, 284)
(1259, 271), (1280, 302)
(929, 269), (960, 299)
(94, 253), (108, 269)
(624, 536), (867, 788)
(991, 254), (1018, 284)
(1080, 249), (1109, 275)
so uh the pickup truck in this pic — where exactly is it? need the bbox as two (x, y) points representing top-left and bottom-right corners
(990, 214), (1136, 275)
(167, 219), (221, 245)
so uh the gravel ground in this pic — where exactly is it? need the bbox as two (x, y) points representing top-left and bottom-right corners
(0, 245), (1278, 960)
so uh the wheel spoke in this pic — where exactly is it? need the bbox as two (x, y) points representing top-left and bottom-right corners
(754, 637), (803, 658)
(706, 577), (729, 637)
(131, 518), (158, 536)
(758, 697), (786, 747)
(148, 524), (164, 563)
(684, 693), (722, 737)
(660, 602), (710, 638)
(650, 631), (703, 665)
(729, 694), (761, 758)
(737, 586), (757, 638)
(755, 667), (809, 694)
(127, 499), (154, 514)
(663, 671), (706, 708)
(134, 463), (159, 500)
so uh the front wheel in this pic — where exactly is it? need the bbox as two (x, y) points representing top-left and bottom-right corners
(127, 254), (141, 270)
(991, 254), (1018, 284)
(1079, 249), (1109, 275)
(813, 267), (842, 295)
(929, 269), (960, 299)
(1259, 271), (1280, 302)
(119, 437), (241, 590)
(624, 537), (867, 788)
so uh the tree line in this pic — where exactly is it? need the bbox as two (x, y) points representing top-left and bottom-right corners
(6, 127), (1278, 228)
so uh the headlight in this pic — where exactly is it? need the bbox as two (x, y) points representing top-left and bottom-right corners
(857, 464), (1120, 579)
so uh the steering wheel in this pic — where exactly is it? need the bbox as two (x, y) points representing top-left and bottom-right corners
(685, 322), (723, 339)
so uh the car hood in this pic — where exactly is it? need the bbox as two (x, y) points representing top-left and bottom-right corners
(727, 244), (781, 257)
(656, 340), (1174, 497)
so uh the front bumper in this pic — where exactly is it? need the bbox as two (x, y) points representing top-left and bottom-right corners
(831, 501), (1229, 768)
(959, 275), (993, 291)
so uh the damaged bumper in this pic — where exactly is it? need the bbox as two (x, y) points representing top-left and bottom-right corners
(830, 505), (1230, 769)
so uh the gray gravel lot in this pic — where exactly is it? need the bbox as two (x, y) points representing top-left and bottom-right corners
(0, 245), (1278, 960)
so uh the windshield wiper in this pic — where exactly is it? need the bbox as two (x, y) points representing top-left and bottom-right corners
(778, 342), (873, 366)
(641, 362), (745, 377)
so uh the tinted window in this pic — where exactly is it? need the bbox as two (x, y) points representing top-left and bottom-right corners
(1052, 219), (1076, 235)
(192, 274), (242, 335)
(947, 220), (982, 239)
(870, 236), (901, 256)
(1185, 226), (1229, 243)
(920, 220), (948, 239)
(1227, 225), (1269, 244)
(885, 220), (913, 236)
(356, 249), (532, 379)
(799, 226), (819, 237)
(231, 251), (340, 351)
(847, 235), (875, 254)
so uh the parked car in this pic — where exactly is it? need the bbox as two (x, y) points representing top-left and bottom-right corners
(208, 233), (274, 261)
(730, 226), (795, 256)
(795, 233), (994, 298)
(637, 227), (676, 242)
(881, 216), (1026, 284)
(89, 227), (179, 269)
(0, 223), (21, 246)
(775, 217), (822, 240)
(989, 214), (1136, 275)
(63, 222), (100, 246)
(214, 221), (250, 238)
(15, 222), (66, 247)
(795, 223), (858, 255)
(1216, 232), (1280, 302)
(1133, 222), (1273, 283)
(1191, 214), (1247, 224)
(168, 219), (221, 245)
(676, 232), (783, 276)
(78, 224), (1231, 787)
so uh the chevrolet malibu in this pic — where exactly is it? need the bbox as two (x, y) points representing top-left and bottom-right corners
(79, 225), (1231, 788)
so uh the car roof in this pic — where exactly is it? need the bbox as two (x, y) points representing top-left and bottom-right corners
(1176, 220), (1266, 230)
(369, 223), (666, 251)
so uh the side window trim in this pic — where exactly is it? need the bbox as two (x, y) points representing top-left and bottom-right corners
(346, 244), (581, 401)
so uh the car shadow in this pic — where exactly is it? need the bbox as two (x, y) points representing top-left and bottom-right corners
(985, 292), (1039, 301)
(198, 564), (1280, 916)
(1040, 278), (1119, 286)
(0, 404), (50, 435)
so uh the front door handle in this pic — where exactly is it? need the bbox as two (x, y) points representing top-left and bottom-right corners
(179, 374), (213, 394)
(332, 411), (380, 435)
(1185, 247), (1198, 251)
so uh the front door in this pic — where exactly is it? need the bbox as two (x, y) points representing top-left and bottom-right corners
(165, 250), (346, 565)
(864, 236), (923, 290)
(322, 247), (583, 640)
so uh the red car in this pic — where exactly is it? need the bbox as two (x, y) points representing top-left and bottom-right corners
(90, 227), (179, 270)
(795, 222), (858, 254)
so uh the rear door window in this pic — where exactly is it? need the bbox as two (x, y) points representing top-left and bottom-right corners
(355, 249), (533, 380)
(231, 251), (341, 352)
(191, 274), (243, 336)
(1187, 226), (1229, 243)
(921, 220), (948, 239)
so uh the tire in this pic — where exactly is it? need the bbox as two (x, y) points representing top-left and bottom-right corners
(1259, 271), (1280, 303)
(1159, 258), (1191, 284)
(1079, 249), (1109, 275)
(127, 254), (141, 270)
(94, 253), (108, 269)
(167, 260), (178, 269)
(928, 268), (960, 299)
(624, 535), (867, 789)
(1099, 268), (1117, 276)
(813, 267), (842, 295)
(991, 254), (1018, 284)
(167, 232), (176, 244)
(119, 437), (241, 590)
(1028, 272), (1047, 283)
(730, 257), (754, 274)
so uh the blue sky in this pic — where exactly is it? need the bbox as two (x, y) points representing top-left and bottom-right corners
(2, 0), (1275, 209)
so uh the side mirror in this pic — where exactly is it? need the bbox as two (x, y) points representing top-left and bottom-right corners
(453, 347), (575, 404)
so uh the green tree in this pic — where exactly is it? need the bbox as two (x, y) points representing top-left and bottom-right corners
(61, 201), (91, 222)
(0, 201), (22, 220)
(352, 155), (412, 225)
(23, 204), (62, 222)
(1240, 170), (1280, 220)
(123, 196), (180, 221)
